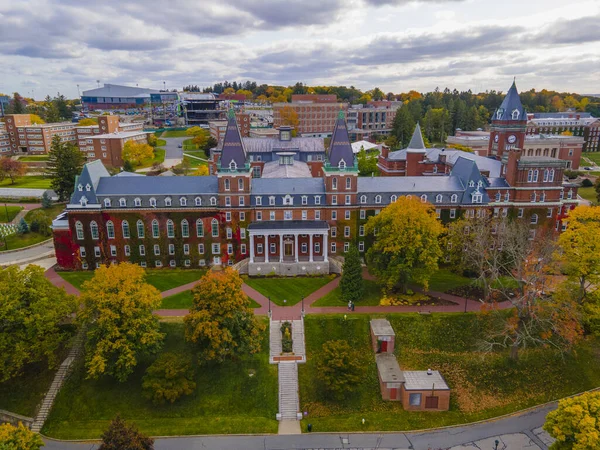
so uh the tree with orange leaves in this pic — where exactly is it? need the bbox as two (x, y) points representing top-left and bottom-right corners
(184, 268), (264, 362)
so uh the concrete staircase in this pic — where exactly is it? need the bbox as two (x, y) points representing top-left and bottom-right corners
(269, 319), (283, 364)
(31, 330), (85, 432)
(277, 362), (300, 421)
(291, 319), (306, 362)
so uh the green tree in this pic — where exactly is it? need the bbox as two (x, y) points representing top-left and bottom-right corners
(0, 422), (44, 450)
(365, 196), (443, 294)
(27, 210), (52, 236)
(185, 126), (209, 148)
(45, 135), (85, 201)
(41, 191), (52, 208)
(0, 265), (77, 382)
(204, 136), (218, 151)
(123, 160), (134, 172)
(142, 352), (196, 404)
(78, 263), (164, 382)
(99, 416), (154, 450)
(316, 340), (364, 400)
(391, 105), (415, 148)
(357, 148), (378, 176)
(340, 245), (364, 302)
(16, 217), (29, 235)
(77, 118), (98, 126)
(147, 134), (158, 147)
(184, 268), (265, 362)
(543, 391), (600, 449)
(44, 95), (60, 123)
(8, 93), (26, 114)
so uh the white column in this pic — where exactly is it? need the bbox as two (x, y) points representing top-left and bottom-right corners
(323, 232), (329, 262)
(249, 234), (255, 263)
(309, 234), (313, 262)
(265, 235), (269, 263)
(279, 234), (284, 262)
(294, 233), (299, 263)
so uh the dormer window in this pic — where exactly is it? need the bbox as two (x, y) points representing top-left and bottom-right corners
(85, 183), (91, 191)
(80, 196), (88, 206)
(451, 194), (458, 203)
(512, 109), (520, 120)
(391, 195), (397, 203)
(195, 197), (202, 206)
(210, 197), (217, 206)
(134, 198), (141, 207)
(104, 198), (111, 207)
(256, 196), (262, 206)
(77, 184), (83, 192)
(496, 109), (503, 120)
(504, 192), (510, 202)
(477, 180), (483, 187)
(301, 196), (308, 205)
(149, 197), (157, 207)
(469, 180), (475, 187)
(165, 197), (172, 207)
(119, 198), (126, 207)
(495, 192), (501, 202)
(229, 160), (237, 170)
(420, 194), (427, 203)
(375, 195), (382, 204)
(472, 192), (483, 203)
(360, 195), (367, 204)
(180, 197), (187, 206)
(436, 194), (443, 203)
(269, 196), (275, 206)
(338, 159), (346, 169)
(283, 195), (293, 205)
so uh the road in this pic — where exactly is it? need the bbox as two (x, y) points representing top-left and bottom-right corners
(42, 402), (556, 450)
(0, 240), (54, 266)
(162, 137), (185, 168)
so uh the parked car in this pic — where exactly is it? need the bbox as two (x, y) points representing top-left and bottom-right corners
(178, 144), (183, 148)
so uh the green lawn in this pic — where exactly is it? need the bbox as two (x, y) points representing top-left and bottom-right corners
(582, 152), (600, 166)
(162, 129), (189, 138)
(183, 154), (208, 168)
(24, 203), (66, 222)
(0, 362), (57, 417)
(43, 320), (278, 439)
(156, 139), (167, 147)
(0, 205), (22, 223)
(427, 268), (473, 292)
(160, 290), (262, 309)
(18, 155), (49, 162)
(312, 280), (381, 307)
(299, 314), (600, 432)
(58, 268), (206, 292)
(0, 176), (51, 189)
(243, 275), (336, 306)
(1, 232), (50, 251)
(578, 186), (597, 204)
(136, 148), (166, 170)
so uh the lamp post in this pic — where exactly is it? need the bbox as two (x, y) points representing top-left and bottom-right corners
(494, 439), (499, 450)
(301, 296), (305, 317)
(268, 296), (271, 318)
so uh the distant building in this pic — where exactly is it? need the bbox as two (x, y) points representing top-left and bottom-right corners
(0, 122), (10, 154)
(526, 112), (599, 152)
(446, 130), (490, 155)
(273, 95), (348, 138)
(249, 128), (279, 139)
(81, 84), (177, 111)
(347, 101), (401, 140)
(209, 112), (251, 143)
(180, 93), (223, 126)
(0, 95), (9, 116)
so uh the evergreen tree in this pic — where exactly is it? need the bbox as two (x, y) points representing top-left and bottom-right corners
(44, 95), (60, 123)
(45, 135), (85, 201)
(123, 160), (134, 172)
(41, 191), (52, 208)
(340, 245), (364, 302)
(391, 106), (415, 148)
(17, 217), (29, 235)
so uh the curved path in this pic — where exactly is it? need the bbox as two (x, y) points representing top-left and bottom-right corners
(42, 401), (556, 449)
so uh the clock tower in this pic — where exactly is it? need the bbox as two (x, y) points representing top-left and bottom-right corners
(489, 80), (527, 159)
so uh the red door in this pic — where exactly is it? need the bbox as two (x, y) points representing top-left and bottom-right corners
(380, 340), (388, 352)
(390, 388), (397, 400)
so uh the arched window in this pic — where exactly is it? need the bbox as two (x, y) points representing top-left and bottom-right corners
(224, 179), (230, 191)
(238, 178), (244, 191)
(75, 221), (84, 240)
(339, 159), (346, 169)
(80, 196), (87, 206)
(451, 194), (458, 203)
(346, 177), (351, 189)
(119, 198), (126, 207)
(360, 195), (367, 204)
(104, 198), (111, 207)
(495, 192), (501, 201)
(512, 109), (520, 120)
(167, 220), (175, 238)
(229, 160), (237, 170)
(211, 218), (219, 237)
(567, 189), (573, 199)
(165, 197), (172, 207)
(181, 219), (189, 238)
(541, 192), (546, 202)
(436, 194), (443, 203)
(549, 169), (555, 182)
(527, 169), (534, 182)
(530, 214), (538, 224)
(210, 197), (217, 206)
(196, 219), (204, 237)
(122, 220), (130, 238)
(195, 197), (202, 206)
(137, 220), (144, 238)
(149, 197), (157, 207)
(420, 194), (427, 203)
(332, 178), (337, 190)
(106, 221), (115, 239)
(469, 180), (475, 187)
(504, 191), (510, 202)
(391, 195), (397, 203)
(543, 169), (549, 182)
(90, 221), (99, 240)
(375, 195), (382, 204)
(531, 192), (537, 202)
(180, 197), (187, 206)
(134, 197), (141, 207)
(533, 169), (539, 182)
(152, 219), (159, 238)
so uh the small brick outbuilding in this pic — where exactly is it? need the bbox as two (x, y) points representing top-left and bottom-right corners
(370, 319), (395, 353)
(375, 353), (404, 401)
(400, 370), (451, 411)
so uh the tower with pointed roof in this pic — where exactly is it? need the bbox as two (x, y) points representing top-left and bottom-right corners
(489, 80), (528, 159)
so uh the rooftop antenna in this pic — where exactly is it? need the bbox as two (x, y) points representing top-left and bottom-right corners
(96, 80), (100, 88)
(163, 81), (166, 91)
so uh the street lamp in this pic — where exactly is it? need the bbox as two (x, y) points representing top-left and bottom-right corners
(268, 296), (271, 318)
(494, 439), (500, 450)
(301, 296), (305, 317)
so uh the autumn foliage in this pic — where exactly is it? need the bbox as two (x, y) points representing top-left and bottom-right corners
(99, 416), (154, 450)
(316, 340), (364, 400)
(0, 422), (44, 450)
(184, 268), (265, 362)
(544, 391), (600, 449)
(142, 352), (196, 405)
(123, 141), (154, 166)
(78, 263), (164, 382)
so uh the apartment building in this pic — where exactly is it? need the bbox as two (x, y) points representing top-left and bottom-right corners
(209, 112), (250, 143)
(347, 101), (401, 140)
(273, 95), (348, 138)
(0, 123), (10, 154)
(526, 112), (599, 152)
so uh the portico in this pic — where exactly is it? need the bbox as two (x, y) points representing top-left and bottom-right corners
(248, 221), (330, 276)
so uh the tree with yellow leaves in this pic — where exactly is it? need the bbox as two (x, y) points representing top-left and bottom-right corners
(78, 263), (164, 382)
(185, 126), (209, 148)
(279, 105), (299, 134)
(543, 391), (600, 449)
(0, 422), (44, 450)
(122, 140), (154, 166)
(29, 114), (45, 124)
(77, 118), (98, 126)
(194, 165), (209, 176)
(365, 196), (443, 294)
(184, 268), (264, 362)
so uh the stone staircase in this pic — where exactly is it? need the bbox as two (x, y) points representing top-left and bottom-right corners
(291, 319), (306, 363)
(31, 329), (85, 432)
(269, 319), (283, 364)
(277, 362), (300, 421)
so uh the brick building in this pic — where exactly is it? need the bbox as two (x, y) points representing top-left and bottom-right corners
(527, 112), (599, 152)
(273, 95), (348, 138)
(52, 90), (579, 272)
(347, 101), (401, 140)
(209, 112), (251, 143)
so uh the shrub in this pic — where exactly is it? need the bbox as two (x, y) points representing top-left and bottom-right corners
(27, 210), (52, 236)
(316, 340), (364, 400)
(41, 191), (52, 209)
(0, 422), (44, 450)
(379, 292), (430, 305)
(99, 415), (154, 450)
(581, 178), (594, 187)
(142, 352), (196, 405)
(281, 321), (293, 353)
(564, 170), (581, 180)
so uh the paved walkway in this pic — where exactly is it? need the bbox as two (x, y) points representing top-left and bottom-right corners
(44, 266), (80, 296)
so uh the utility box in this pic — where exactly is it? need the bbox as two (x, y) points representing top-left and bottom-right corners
(370, 319), (395, 353)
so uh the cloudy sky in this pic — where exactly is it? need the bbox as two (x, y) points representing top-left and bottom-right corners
(0, 0), (598, 100)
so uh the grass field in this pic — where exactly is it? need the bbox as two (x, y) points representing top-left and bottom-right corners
(156, 139), (167, 147)
(18, 155), (49, 162)
(243, 275), (336, 306)
(0, 175), (51, 189)
(312, 280), (381, 307)
(58, 268), (207, 292)
(160, 290), (262, 309)
(299, 313), (600, 432)
(578, 186), (597, 204)
(183, 154), (208, 169)
(43, 320), (278, 438)
(0, 205), (22, 223)
(582, 152), (600, 166)
(162, 129), (189, 138)
(24, 203), (65, 222)
(0, 361), (57, 417)
(427, 268), (473, 292)
(136, 147), (166, 170)
(1, 232), (50, 251)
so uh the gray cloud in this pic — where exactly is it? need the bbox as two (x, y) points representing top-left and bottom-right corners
(535, 14), (600, 45)
(363, 0), (464, 4)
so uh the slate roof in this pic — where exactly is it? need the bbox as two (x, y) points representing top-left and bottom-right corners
(241, 137), (325, 153)
(220, 110), (247, 168)
(357, 176), (464, 193)
(427, 149), (502, 177)
(248, 220), (329, 231)
(487, 177), (510, 188)
(450, 157), (490, 204)
(261, 160), (313, 178)
(95, 176), (218, 196)
(251, 178), (325, 195)
(494, 81), (526, 121)
(113, 171), (144, 177)
(403, 370), (450, 391)
(70, 160), (110, 205)
(407, 123), (426, 152)
(328, 110), (355, 167)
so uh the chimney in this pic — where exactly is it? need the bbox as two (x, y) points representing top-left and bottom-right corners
(381, 144), (390, 159)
